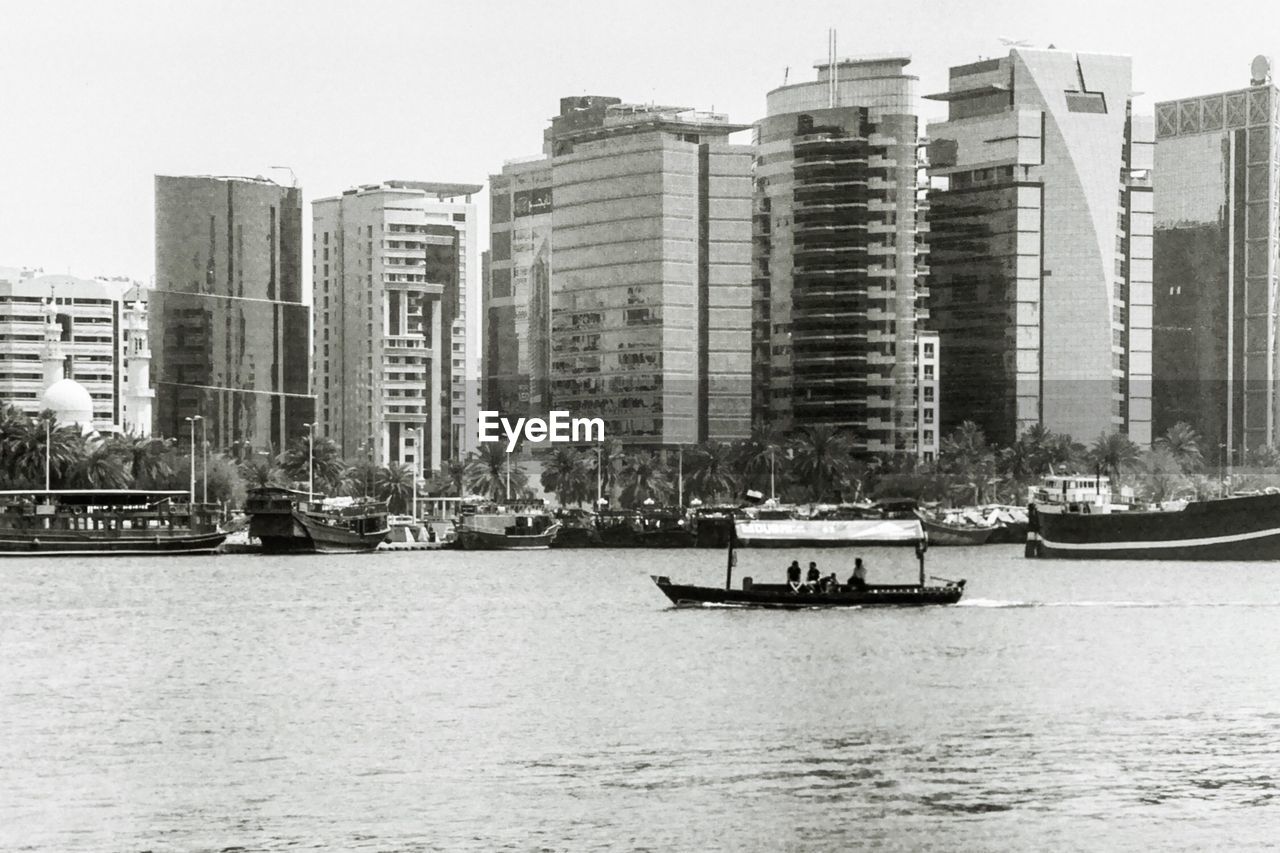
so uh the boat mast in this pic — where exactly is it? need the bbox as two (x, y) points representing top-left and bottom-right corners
(724, 525), (736, 590)
(596, 445), (602, 508)
(769, 447), (775, 501)
(677, 445), (683, 507)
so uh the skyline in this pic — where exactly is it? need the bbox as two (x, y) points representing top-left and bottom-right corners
(1, 0), (1276, 284)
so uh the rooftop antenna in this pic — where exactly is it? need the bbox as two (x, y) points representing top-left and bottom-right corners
(269, 165), (298, 187)
(783, 66), (790, 85)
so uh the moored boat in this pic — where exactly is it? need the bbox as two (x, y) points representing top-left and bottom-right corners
(1026, 492), (1280, 560)
(918, 514), (996, 546)
(652, 518), (966, 609)
(454, 501), (561, 550)
(245, 487), (390, 554)
(0, 489), (226, 555)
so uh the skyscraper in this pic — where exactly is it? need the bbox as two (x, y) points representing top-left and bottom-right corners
(925, 48), (1153, 449)
(753, 56), (928, 453)
(486, 97), (753, 447)
(312, 181), (480, 472)
(152, 175), (313, 452)
(1153, 57), (1279, 459)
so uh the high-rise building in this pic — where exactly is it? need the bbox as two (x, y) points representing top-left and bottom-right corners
(1153, 56), (1279, 459)
(312, 181), (480, 472)
(486, 158), (553, 419)
(485, 97), (753, 447)
(917, 330), (940, 461)
(152, 175), (313, 452)
(753, 56), (928, 453)
(0, 267), (151, 434)
(925, 48), (1153, 449)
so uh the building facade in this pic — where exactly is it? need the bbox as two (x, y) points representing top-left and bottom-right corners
(312, 181), (480, 472)
(753, 56), (928, 453)
(152, 175), (313, 452)
(1153, 57), (1279, 459)
(917, 330), (940, 460)
(0, 267), (151, 434)
(925, 48), (1153, 449)
(485, 97), (753, 448)
(486, 158), (554, 419)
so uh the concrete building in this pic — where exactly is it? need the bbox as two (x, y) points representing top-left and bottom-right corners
(486, 97), (753, 447)
(917, 330), (940, 461)
(753, 56), (928, 454)
(487, 158), (553, 419)
(152, 175), (313, 452)
(0, 267), (151, 434)
(312, 181), (480, 472)
(925, 48), (1153, 449)
(1153, 56), (1279, 459)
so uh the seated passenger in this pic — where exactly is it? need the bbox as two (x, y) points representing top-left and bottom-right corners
(786, 560), (802, 591)
(805, 561), (821, 588)
(821, 572), (839, 593)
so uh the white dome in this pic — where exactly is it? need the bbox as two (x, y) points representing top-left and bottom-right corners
(40, 378), (95, 430)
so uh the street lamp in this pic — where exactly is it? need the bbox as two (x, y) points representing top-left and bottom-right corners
(303, 422), (315, 502)
(413, 427), (423, 521)
(184, 415), (202, 504)
(43, 418), (51, 491)
(201, 417), (209, 504)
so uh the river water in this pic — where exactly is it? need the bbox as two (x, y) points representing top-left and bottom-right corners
(2, 545), (1278, 851)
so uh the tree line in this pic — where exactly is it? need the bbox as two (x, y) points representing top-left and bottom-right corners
(6, 400), (1269, 512)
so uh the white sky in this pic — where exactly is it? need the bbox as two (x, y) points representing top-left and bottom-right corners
(1, 0), (1275, 283)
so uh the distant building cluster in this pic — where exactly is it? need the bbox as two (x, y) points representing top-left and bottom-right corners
(6, 46), (1277, 472)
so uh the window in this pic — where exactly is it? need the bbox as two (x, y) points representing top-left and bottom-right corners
(923, 342), (934, 358)
(924, 430), (934, 443)
(924, 386), (934, 402)
(923, 365), (934, 380)
(923, 408), (934, 424)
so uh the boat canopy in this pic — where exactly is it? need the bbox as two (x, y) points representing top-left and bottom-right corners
(734, 517), (925, 545)
(0, 489), (191, 506)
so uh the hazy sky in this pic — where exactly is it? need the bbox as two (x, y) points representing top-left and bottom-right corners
(1, 0), (1275, 283)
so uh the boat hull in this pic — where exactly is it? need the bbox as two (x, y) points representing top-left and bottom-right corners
(1027, 493), (1280, 560)
(0, 531), (227, 555)
(454, 528), (559, 550)
(920, 517), (996, 546)
(651, 576), (965, 608)
(253, 511), (388, 555)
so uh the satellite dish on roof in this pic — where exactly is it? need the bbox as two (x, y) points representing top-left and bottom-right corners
(1251, 55), (1272, 86)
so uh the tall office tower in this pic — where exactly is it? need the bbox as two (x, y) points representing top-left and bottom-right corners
(153, 175), (313, 452)
(1153, 57), (1279, 459)
(486, 158), (553, 419)
(547, 98), (753, 446)
(312, 181), (480, 472)
(925, 49), (1153, 449)
(0, 267), (151, 433)
(753, 56), (928, 453)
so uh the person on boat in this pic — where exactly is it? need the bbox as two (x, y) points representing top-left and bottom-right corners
(805, 561), (821, 589)
(786, 560), (802, 591)
(821, 572), (839, 593)
(848, 558), (868, 591)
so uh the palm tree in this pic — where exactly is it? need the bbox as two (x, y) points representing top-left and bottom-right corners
(587, 439), (627, 506)
(344, 461), (382, 498)
(108, 433), (172, 486)
(465, 445), (528, 501)
(618, 451), (672, 507)
(733, 429), (789, 498)
(1141, 446), (1188, 503)
(1155, 422), (1203, 472)
(377, 463), (415, 514)
(939, 420), (998, 504)
(540, 447), (590, 507)
(685, 442), (740, 503)
(1090, 431), (1141, 489)
(9, 412), (81, 488)
(428, 458), (468, 496)
(276, 435), (346, 494)
(65, 439), (131, 489)
(788, 425), (856, 502)
(240, 459), (284, 489)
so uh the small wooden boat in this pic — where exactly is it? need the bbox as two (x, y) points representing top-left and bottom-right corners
(652, 518), (966, 609)
(918, 514), (995, 546)
(454, 501), (561, 550)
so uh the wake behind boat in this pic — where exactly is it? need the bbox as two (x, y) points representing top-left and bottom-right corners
(652, 518), (966, 609)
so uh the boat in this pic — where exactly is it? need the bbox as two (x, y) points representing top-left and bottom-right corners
(1026, 492), (1280, 560)
(550, 508), (602, 548)
(245, 487), (390, 554)
(917, 512), (996, 546)
(454, 501), (561, 550)
(636, 506), (695, 548)
(0, 489), (226, 555)
(651, 518), (966, 608)
(735, 516), (924, 548)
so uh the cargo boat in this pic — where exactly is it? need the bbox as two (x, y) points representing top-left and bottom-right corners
(0, 489), (225, 555)
(245, 487), (390, 554)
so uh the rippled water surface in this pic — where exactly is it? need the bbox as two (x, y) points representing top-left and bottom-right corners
(2, 545), (1279, 850)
